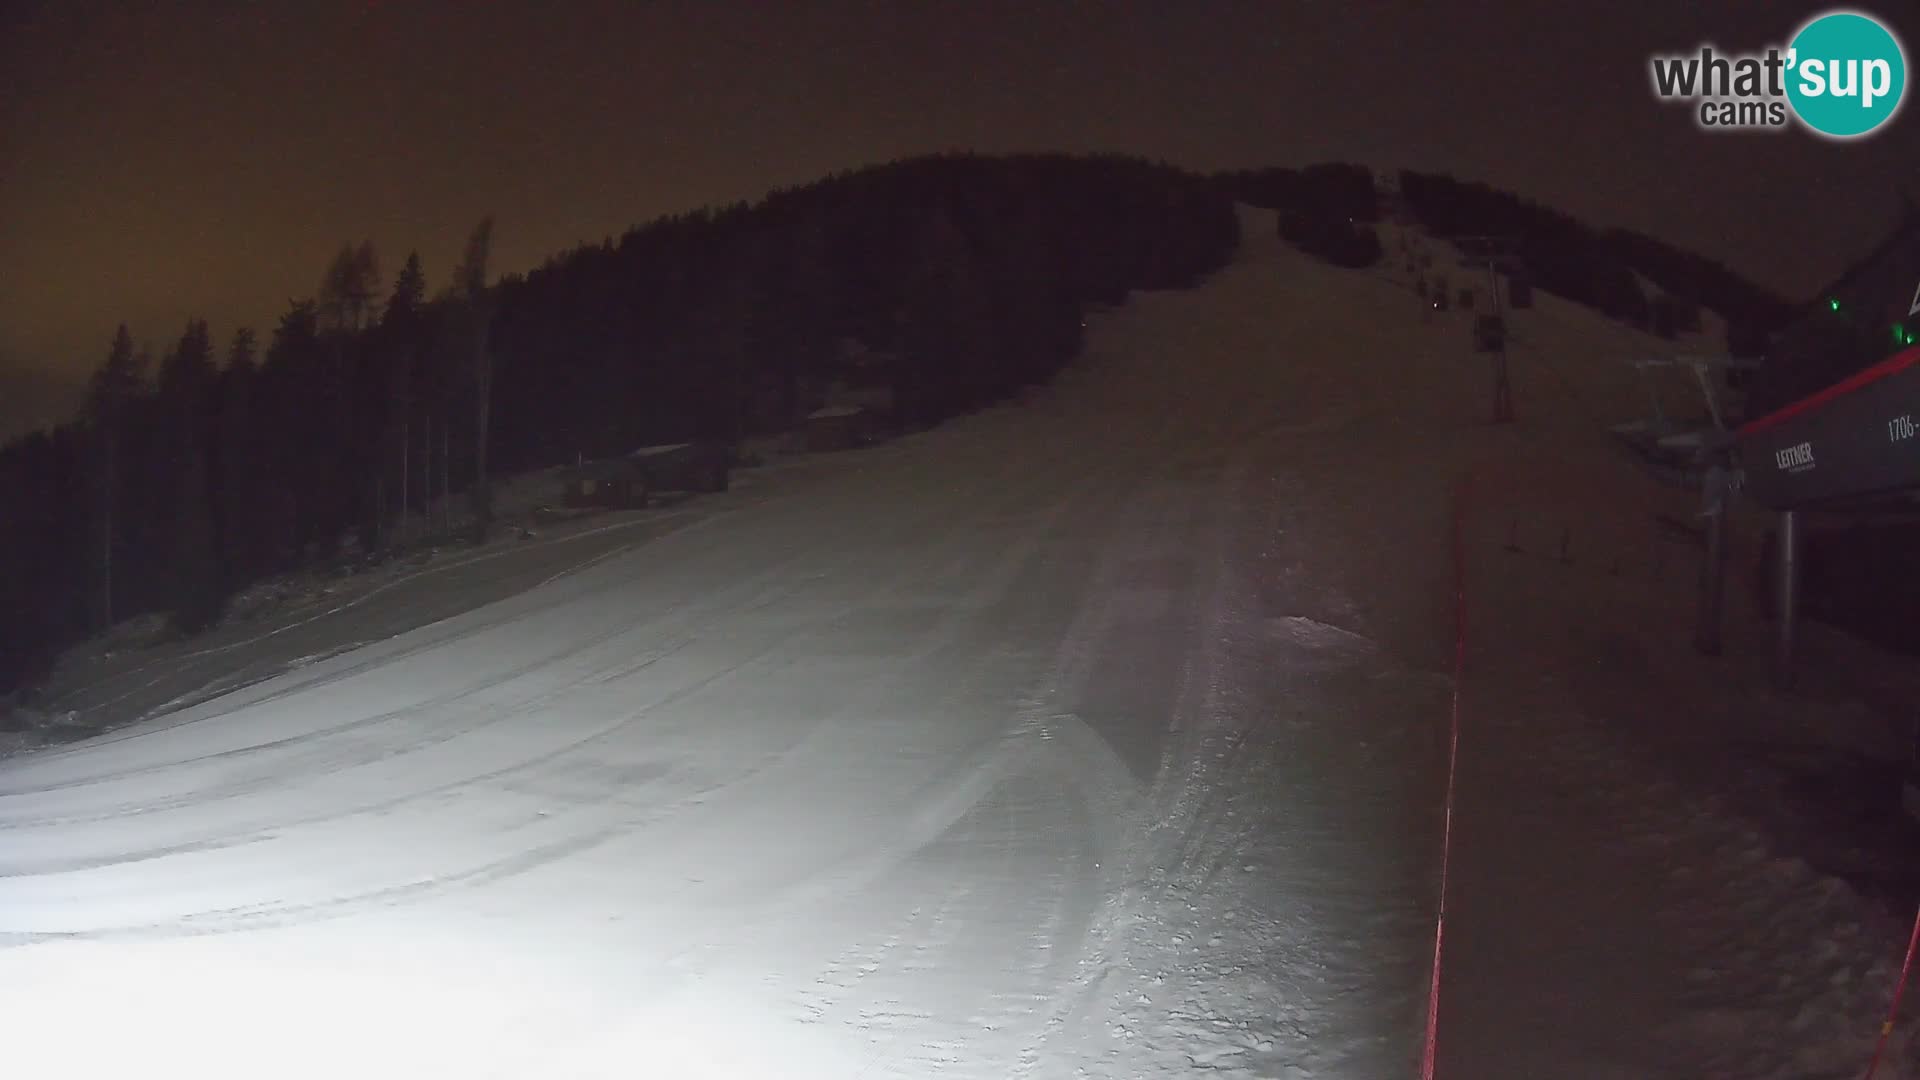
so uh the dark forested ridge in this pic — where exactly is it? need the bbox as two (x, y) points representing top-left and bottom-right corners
(1219, 165), (1795, 347)
(0, 153), (1238, 692)
(1393, 170), (1795, 344)
(0, 153), (1810, 695)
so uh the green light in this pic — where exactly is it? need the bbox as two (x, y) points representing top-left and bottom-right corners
(1829, 297), (1842, 311)
(1897, 323), (1908, 345)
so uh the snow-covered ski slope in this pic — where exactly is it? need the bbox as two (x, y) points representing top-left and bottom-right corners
(3, 206), (1917, 1078)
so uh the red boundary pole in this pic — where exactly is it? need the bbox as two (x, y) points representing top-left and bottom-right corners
(1420, 471), (1474, 1079)
(1431, 456), (1920, 1080)
(1863, 905), (1920, 1079)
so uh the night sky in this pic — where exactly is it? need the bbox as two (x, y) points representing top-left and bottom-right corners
(3, 0), (1916, 439)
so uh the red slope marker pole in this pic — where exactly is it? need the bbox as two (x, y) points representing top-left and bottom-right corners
(1863, 904), (1920, 1079)
(1421, 470), (1474, 1080)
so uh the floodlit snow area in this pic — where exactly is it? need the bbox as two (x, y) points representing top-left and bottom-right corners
(4, 206), (1919, 1077)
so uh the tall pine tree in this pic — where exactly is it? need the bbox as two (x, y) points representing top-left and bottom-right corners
(448, 219), (496, 540)
(157, 320), (225, 631)
(81, 325), (146, 630)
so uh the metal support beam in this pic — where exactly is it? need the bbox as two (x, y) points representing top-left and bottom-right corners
(1694, 496), (1728, 656)
(1773, 509), (1801, 689)
(1638, 362), (1666, 426)
(1456, 235), (1520, 425)
(1689, 360), (1726, 431)
(1491, 347), (1515, 424)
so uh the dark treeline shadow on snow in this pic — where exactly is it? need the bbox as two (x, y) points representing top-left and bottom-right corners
(1394, 169), (1796, 351)
(1217, 162), (1385, 269)
(1220, 162), (1797, 352)
(0, 152), (1240, 695)
(1223, 163), (1920, 674)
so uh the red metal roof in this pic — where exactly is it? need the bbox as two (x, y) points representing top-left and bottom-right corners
(1737, 343), (1920, 437)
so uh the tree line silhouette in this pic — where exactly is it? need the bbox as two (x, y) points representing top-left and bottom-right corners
(1221, 164), (1795, 352)
(1393, 170), (1793, 350)
(0, 153), (1238, 692)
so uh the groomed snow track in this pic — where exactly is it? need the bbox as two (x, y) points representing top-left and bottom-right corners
(4, 208), (1915, 1078)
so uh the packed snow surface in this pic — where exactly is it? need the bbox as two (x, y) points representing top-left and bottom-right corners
(3, 208), (1916, 1078)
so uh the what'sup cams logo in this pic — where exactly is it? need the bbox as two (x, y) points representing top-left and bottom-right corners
(1650, 9), (1907, 139)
